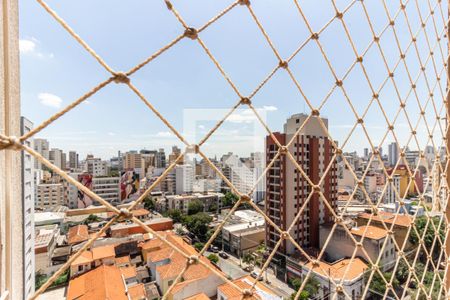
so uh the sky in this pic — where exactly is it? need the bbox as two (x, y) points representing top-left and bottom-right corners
(19, 0), (447, 160)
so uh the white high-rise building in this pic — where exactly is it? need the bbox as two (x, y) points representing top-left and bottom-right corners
(21, 117), (35, 298)
(49, 148), (64, 169)
(69, 151), (79, 169)
(33, 138), (49, 170)
(92, 177), (120, 205)
(388, 142), (399, 167)
(384, 174), (401, 204)
(35, 183), (66, 210)
(175, 164), (194, 194)
(83, 155), (109, 176)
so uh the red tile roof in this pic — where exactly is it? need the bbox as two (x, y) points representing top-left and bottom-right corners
(67, 225), (89, 245)
(67, 265), (127, 300)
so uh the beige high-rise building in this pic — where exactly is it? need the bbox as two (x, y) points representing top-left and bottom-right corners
(35, 183), (66, 210)
(265, 114), (338, 264)
(124, 152), (142, 170)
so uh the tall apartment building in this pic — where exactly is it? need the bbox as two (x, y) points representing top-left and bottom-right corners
(33, 138), (49, 170)
(388, 142), (399, 167)
(124, 152), (142, 170)
(384, 174), (401, 204)
(21, 117), (35, 298)
(265, 114), (338, 262)
(84, 155), (109, 176)
(156, 148), (166, 168)
(35, 183), (66, 210)
(49, 148), (65, 170)
(69, 151), (79, 169)
(168, 145), (182, 165)
(175, 164), (195, 194)
(92, 177), (120, 205)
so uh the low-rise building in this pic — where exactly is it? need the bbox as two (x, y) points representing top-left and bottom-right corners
(287, 257), (368, 300)
(320, 223), (396, 271)
(35, 224), (60, 274)
(67, 225), (89, 246)
(165, 193), (224, 214)
(356, 211), (412, 250)
(110, 218), (173, 238)
(35, 183), (66, 210)
(217, 275), (282, 300)
(141, 232), (225, 299)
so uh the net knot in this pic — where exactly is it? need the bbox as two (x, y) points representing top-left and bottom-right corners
(242, 289), (253, 297)
(388, 125), (394, 130)
(187, 255), (199, 265)
(356, 56), (363, 63)
(184, 27), (198, 40)
(239, 0), (250, 6)
(187, 144), (199, 154)
(240, 194), (251, 203)
(311, 32), (319, 40)
(281, 231), (289, 240)
(335, 79), (343, 87)
(164, 0), (173, 10)
(119, 208), (132, 220)
(411, 130), (417, 135)
(389, 72), (394, 78)
(336, 11), (343, 19)
(373, 36), (379, 43)
(389, 20), (395, 26)
(311, 109), (320, 116)
(334, 148), (342, 155)
(312, 185), (321, 193)
(0, 136), (21, 151)
(356, 242), (362, 248)
(240, 97), (251, 105)
(113, 72), (130, 84)
(336, 285), (343, 293)
(279, 60), (288, 69)
(279, 146), (288, 155)
(357, 118), (364, 124)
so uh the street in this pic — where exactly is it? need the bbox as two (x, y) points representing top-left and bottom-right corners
(204, 251), (294, 299)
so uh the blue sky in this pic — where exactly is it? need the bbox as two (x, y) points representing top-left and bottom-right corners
(19, 0), (447, 159)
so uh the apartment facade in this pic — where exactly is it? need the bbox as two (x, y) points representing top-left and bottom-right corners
(265, 114), (338, 262)
(92, 176), (120, 205)
(35, 183), (66, 210)
(20, 117), (35, 299)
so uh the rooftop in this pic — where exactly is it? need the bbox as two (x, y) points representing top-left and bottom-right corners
(67, 225), (89, 245)
(218, 275), (281, 300)
(67, 265), (127, 300)
(351, 225), (388, 240)
(358, 211), (412, 227)
(304, 258), (368, 282)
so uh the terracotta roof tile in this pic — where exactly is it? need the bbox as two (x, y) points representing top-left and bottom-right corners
(304, 258), (368, 281)
(67, 225), (89, 245)
(185, 292), (210, 300)
(67, 265), (127, 300)
(218, 275), (280, 300)
(71, 250), (93, 266)
(351, 225), (388, 240)
(92, 244), (116, 260)
(358, 211), (412, 227)
(120, 265), (137, 279)
(127, 283), (147, 300)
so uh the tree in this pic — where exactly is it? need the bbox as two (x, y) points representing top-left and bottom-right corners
(182, 212), (212, 241)
(242, 253), (255, 266)
(207, 253), (219, 264)
(409, 216), (445, 259)
(366, 271), (399, 295)
(194, 242), (204, 252)
(188, 199), (204, 215)
(223, 192), (238, 207)
(143, 196), (155, 211)
(165, 209), (183, 223)
(395, 259), (409, 284)
(84, 214), (101, 224)
(289, 276), (320, 300)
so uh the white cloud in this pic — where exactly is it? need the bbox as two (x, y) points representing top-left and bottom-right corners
(19, 39), (36, 54)
(262, 105), (277, 111)
(228, 109), (257, 123)
(198, 124), (206, 130)
(38, 92), (63, 108)
(156, 131), (173, 137)
(108, 132), (116, 136)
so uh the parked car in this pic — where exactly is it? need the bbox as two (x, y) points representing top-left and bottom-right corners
(219, 251), (229, 259)
(250, 271), (263, 281)
(210, 246), (219, 253)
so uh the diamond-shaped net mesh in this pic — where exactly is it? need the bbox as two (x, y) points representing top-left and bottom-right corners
(1, 0), (449, 299)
